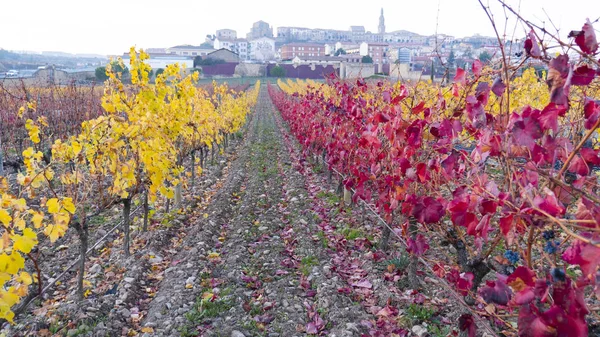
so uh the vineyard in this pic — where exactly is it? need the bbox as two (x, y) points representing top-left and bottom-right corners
(0, 13), (600, 337)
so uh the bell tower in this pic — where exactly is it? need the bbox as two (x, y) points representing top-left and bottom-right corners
(378, 8), (385, 34)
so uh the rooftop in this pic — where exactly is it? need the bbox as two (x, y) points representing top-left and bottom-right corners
(169, 45), (216, 50)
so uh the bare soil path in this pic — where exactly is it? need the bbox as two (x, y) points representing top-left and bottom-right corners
(137, 85), (373, 337)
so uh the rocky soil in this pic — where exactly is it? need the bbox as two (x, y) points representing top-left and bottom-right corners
(6, 85), (468, 337)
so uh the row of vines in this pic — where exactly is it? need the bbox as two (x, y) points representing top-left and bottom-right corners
(270, 18), (600, 336)
(0, 47), (260, 322)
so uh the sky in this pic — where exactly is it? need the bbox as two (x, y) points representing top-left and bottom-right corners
(0, 0), (599, 56)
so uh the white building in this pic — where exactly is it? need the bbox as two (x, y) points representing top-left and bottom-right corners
(166, 45), (215, 57)
(214, 38), (234, 51)
(123, 54), (194, 70)
(214, 38), (250, 61)
(249, 37), (276, 61)
(216, 29), (237, 40)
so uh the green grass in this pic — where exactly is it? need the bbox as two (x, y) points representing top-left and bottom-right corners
(406, 303), (435, 322)
(316, 190), (340, 206)
(180, 288), (234, 336)
(383, 255), (410, 271)
(316, 231), (328, 248)
(300, 255), (319, 276)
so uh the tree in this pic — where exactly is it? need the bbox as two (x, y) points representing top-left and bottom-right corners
(110, 61), (129, 76)
(270, 65), (286, 77)
(478, 51), (492, 63)
(447, 49), (456, 69)
(200, 42), (213, 48)
(463, 47), (473, 59)
(96, 61), (129, 82)
(193, 56), (202, 68)
(95, 67), (108, 81)
(361, 55), (373, 63)
(155, 68), (165, 77)
(334, 48), (347, 56)
(196, 58), (226, 66)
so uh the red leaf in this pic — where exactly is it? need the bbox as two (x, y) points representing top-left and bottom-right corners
(454, 68), (466, 85)
(562, 235), (600, 277)
(569, 19), (599, 54)
(491, 76), (506, 97)
(376, 305), (399, 317)
(512, 115), (543, 150)
(373, 113), (390, 123)
(572, 65), (597, 86)
(508, 266), (536, 287)
(568, 155), (590, 176)
(412, 196), (444, 224)
(584, 99), (600, 130)
(538, 103), (567, 133)
(411, 101), (426, 114)
(581, 148), (600, 166)
(508, 267), (537, 305)
(457, 272), (474, 295)
(499, 214), (514, 237)
(534, 188), (566, 216)
(518, 304), (556, 337)
(351, 279), (373, 288)
(407, 234), (430, 256)
(382, 90), (391, 103)
(459, 314), (477, 337)
(524, 30), (542, 58)
(548, 55), (571, 106)
(480, 276), (512, 305)
(306, 322), (318, 334)
(472, 59), (483, 76)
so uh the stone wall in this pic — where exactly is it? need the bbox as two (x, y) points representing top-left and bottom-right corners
(340, 63), (375, 79)
(0, 69), (96, 87)
(389, 63), (424, 81)
(234, 64), (265, 77)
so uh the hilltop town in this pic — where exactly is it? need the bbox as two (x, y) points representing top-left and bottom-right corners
(1, 8), (526, 82)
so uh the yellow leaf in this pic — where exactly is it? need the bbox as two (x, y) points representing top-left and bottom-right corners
(25, 120), (40, 144)
(12, 199), (27, 212)
(201, 291), (214, 301)
(44, 220), (67, 243)
(13, 218), (26, 231)
(0, 210), (11, 227)
(0, 288), (19, 312)
(12, 228), (38, 254)
(0, 178), (7, 193)
(0, 233), (11, 253)
(16, 271), (32, 285)
(207, 252), (220, 259)
(141, 327), (154, 333)
(46, 198), (60, 214)
(61, 198), (76, 214)
(72, 141), (82, 155)
(0, 272), (10, 285)
(31, 212), (44, 229)
(0, 252), (25, 274)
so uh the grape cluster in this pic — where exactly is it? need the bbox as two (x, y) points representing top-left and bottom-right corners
(551, 267), (566, 282)
(504, 250), (520, 264)
(542, 230), (555, 240)
(544, 240), (560, 254)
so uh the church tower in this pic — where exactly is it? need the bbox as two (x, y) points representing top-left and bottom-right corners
(378, 8), (385, 34)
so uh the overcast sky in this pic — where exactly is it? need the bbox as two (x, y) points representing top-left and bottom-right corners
(1, 0), (598, 55)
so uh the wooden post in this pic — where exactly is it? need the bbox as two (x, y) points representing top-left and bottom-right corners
(123, 198), (132, 258)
